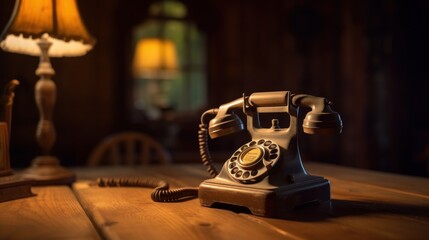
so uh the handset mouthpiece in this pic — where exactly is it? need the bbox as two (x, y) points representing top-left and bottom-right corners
(208, 113), (244, 138)
(207, 97), (244, 139)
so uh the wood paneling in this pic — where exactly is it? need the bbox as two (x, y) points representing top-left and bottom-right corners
(0, 0), (427, 177)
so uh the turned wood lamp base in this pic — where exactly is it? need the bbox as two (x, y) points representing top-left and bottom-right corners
(17, 35), (76, 186)
(20, 156), (76, 186)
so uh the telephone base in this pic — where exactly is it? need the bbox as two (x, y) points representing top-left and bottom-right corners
(199, 177), (330, 218)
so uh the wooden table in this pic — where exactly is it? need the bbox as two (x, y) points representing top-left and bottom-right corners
(1, 163), (428, 239)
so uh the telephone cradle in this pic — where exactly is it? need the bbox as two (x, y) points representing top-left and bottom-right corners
(97, 90), (342, 218)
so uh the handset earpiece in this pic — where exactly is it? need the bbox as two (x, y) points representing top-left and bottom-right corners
(292, 94), (343, 135)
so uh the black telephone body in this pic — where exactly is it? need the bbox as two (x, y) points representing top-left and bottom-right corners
(198, 91), (342, 217)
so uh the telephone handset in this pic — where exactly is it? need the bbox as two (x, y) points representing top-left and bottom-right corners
(98, 91), (342, 218)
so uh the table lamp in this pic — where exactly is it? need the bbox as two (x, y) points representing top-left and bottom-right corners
(0, 0), (96, 185)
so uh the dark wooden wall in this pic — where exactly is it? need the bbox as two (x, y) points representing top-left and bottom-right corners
(0, 0), (428, 177)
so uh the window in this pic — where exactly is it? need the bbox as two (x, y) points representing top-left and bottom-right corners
(131, 0), (206, 121)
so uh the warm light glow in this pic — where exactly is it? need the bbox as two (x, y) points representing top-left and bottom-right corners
(0, 0), (95, 57)
(133, 38), (178, 79)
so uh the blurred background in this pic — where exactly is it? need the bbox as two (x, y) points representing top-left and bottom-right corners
(0, 0), (428, 177)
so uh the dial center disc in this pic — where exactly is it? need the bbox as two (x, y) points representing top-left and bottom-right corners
(239, 147), (263, 166)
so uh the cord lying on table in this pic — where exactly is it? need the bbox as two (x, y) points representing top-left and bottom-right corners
(97, 177), (199, 202)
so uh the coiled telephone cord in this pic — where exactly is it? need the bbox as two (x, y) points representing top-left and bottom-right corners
(197, 109), (220, 178)
(97, 109), (219, 202)
(97, 177), (198, 202)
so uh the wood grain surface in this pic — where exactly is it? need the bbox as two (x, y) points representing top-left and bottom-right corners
(73, 163), (429, 240)
(0, 186), (100, 240)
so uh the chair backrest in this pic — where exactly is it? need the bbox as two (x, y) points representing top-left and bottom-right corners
(87, 131), (171, 166)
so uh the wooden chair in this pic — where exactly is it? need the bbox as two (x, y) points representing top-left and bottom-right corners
(87, 131), (171, 166)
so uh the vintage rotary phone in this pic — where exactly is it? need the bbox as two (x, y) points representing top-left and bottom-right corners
(197, 91), (342, 217)
(98, 91), (342, 218)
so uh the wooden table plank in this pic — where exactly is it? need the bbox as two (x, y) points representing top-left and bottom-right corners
(243, 177), (429, 240)
(152, 164), (429, 239)
(305, 162), (429, 195)
(73, 164), (429, 240)
(0, 186), (100, 240)
(73, 181), (292, 240)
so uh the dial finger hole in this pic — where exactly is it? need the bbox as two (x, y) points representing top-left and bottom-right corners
(269, 144), (277, 149)
(229, 162), (236, 169)
(270, 149), (278, 154)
